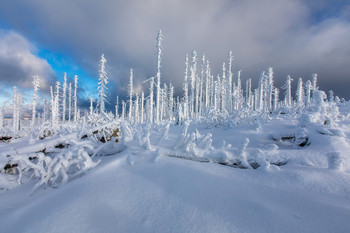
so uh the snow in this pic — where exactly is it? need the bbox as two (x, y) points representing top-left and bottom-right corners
(1, 151), (350, 233)
(1, 100), (350, 232)
(0, 110), (350, 233)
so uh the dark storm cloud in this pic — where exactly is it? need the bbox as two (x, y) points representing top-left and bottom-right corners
(0, 30), (55, 91)
(0, 0), (349, 99)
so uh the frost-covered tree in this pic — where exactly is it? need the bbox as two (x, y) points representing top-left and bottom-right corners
(214, 75), (221, 111)
(55, 81), (61, 122)
(305, 80), (312, 107)
(121, 100), (126, 120)
(257, 71), (266, 111)
(190, 50), (197, 118)
(228, 51), (233, 111)
(115, 96), (119, 119)
(236, 70), (242, 110)
(210, 74), (215, 108)
(68, 83), (72, 122)
(245, 79), (252, 109)
(141, 92), (144, 123)
(221, 63), (227, 112)
(31, 75), (40, 128)
(149, 77), (154, 123)
(73, 75), (78, 122)
(89, 98), (94, 115)
(273, 87), (279, 111)
(43, 99), (48, 123)
(312, 73), (318, 90)
(205, 60), (211, 110)
(183, 54), (189, 119)
(283, 75), (293, 108)
(98, 54), (108, 114)
(169, 83), (174, 121)
(296, 77), (304, 106)
(13, 86), (19, 132)
(134, 94), (139, 123)
(62, 73), (67, 121)
(254, 89), (259, 111)
(155, 29), (163, 124)
(128, 68), (134, 121)
(50, 86), (56, 127)
(161, 83), (167, 121)
(199, 54), (205, 116)
(267, 67), (274, 111)
(328, 90), (334, 102)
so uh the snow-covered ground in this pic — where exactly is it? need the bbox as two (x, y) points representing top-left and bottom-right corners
(1, 103), (350, 233)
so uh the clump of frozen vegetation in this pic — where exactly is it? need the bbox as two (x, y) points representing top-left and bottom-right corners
(4, 139), (100, 194)
(1, 31), (350, 193)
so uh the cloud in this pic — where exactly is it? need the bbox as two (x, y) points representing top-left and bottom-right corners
(0, 0), (349, 99)
(0, 30), (55, 91)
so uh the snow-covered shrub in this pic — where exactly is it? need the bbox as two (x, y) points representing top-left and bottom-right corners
(134, 124), (152, 150)
(157, 123), (170, 144)
(247, 143), (284, 169)
(205, 107), (230, 128)
(7, 141), (100, 193)
(310, 90), (328, 125)
(174, 120), (191, 150)
(235, 138), (251, 168)
(37, 122), (56, 140)
(293, 127), (309, 148)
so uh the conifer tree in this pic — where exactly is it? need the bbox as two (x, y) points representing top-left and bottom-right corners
(236, 70), (242, 110)
(221, 63), (226, 112)
(155, 29), (163, 123)
(74, 75), (78, 122)
(312, 73), (318, 90)
(55, 81), (60, 122)
(199, 54), (205, 116)
(183, 54), (189, 119)
(68, 83), (72, 122)
(228, 51), (233, 111)
(129, 68), (134, 121)
(115, 96), (119, 119)
(31, 75), (40, 128)
(190, 50), (197, 117)
(169, 82), (174, 121)
(273, 87), (279, 111)
(149, 77), (154, 123)
(43, 99), (48, 123)
(267, 67), (274, 111)
(161, 83), (167, 121)
(284, 75), (293, 108)
(296, 77), (304, 106)
(121, 100), (126, 120)
(141, 92), (144, 123)
(246, 79), (252, 109)
(258, 71), (266, 111)
(135, 94), (139, 123)
(205, 60), (211, 110)
(305, 80), (312, 107)
(89, 98), (94, 115)
(98, 54), (108, 114)
(62, 73), (67, 121)
(50, 86), (56, 127)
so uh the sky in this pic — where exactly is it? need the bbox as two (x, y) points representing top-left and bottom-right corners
(0, 0), (349, 112)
